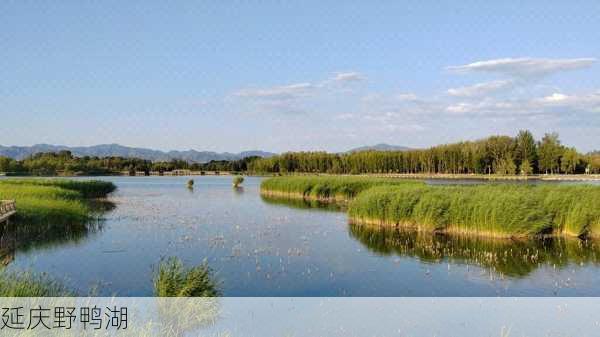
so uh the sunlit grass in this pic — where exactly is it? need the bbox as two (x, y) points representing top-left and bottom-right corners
(349, 183), (600, 238)
(154, 257), (220, 297)
(0, 179), (116, 225)
(260, 176), (423, 201)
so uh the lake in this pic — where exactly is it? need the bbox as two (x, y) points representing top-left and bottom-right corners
(3, 175), (600, 296)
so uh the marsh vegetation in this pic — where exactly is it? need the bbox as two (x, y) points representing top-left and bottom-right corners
(261, 176), (600, 238)
(0, 179), (116, 225)
(154, 257), (220, 297)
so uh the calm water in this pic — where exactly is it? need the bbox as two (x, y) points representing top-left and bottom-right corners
(3, 176), (600, 296)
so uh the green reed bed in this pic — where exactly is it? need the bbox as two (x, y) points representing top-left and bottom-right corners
(348, 184), (600, 238)
(0, 179), (116, 225)
(154, 257), (220, 297)
(260, 176), (423, 202)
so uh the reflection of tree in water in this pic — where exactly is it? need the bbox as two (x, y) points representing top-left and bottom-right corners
(261, 194), (345, 212)
(349, 223), (600, 278)
(0, 200), (115, 267)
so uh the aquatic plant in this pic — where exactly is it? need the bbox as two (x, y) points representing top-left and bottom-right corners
(232, 176), (244, 188)
(262, 176), (600, 238)
(0, 271), (72, 296)
(348, 183), (600, 238)
(260, 176), (423, 202)
(0, 179), (116, 198)
(0, 179), (116, 225)
(154, 257), (220, 297)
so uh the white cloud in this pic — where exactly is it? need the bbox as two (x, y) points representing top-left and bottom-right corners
(332, 72), (366, 83)
(541, 93), (569, 103)
(447, 57), (596, 78)
(447, 80), (514, 97)
(235, 83), (314, 100)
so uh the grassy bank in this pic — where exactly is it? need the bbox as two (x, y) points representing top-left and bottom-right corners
(0, 179), (116, 225)
(349, 184), (600, 238)
(261, 176), (600, 238)
(260, 176), (423, 202)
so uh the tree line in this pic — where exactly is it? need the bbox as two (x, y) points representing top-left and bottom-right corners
(0, 151), (259, 176)
(247, 131), (600, 175)
(1, 131), (599, 176)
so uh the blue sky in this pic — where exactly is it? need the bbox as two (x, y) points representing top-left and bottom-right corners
(1, 1), (600, 152)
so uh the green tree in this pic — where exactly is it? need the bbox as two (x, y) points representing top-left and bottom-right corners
(538, 132), (563, 174)
(514, 130), (538, 172)
(519, 159), (533, 175)
(560, 147), (579, 174)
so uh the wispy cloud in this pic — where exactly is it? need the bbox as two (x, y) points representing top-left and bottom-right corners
(234, 82), (314, 100)
(447, 57), (596, 78)
(332, 72), (366, 83)
(234, 71), (366, 114)
(447, 80), (515, 97)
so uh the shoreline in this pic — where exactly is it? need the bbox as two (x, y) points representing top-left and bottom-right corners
(2, 172), (600, 181)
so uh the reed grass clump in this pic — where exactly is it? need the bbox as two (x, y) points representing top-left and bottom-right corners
(233, 176), (244, 188)
(0, 271), (72, 296)
(260, 176), (423, 202)
(349, 184), (600, 238)
(0, 179), (116, 225)
(154, 257), (219, 297)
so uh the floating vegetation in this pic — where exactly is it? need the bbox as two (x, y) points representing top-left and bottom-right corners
(0, 179), (116, 225)
(233, 176), (244, 188)
(154, 257), (220, 297)
(349, 223), (600, 278)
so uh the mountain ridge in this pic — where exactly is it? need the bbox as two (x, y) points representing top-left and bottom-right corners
(347, 143), (412, 152)
(0, 143), (275, 163)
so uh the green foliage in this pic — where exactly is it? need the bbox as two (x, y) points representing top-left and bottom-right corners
(249, 130), (592, 175)
(154, 257), (219, 297)
(0, 179), (116, 225)
(0, 150), (261, 176)
(514, 130), (538, 170)
(520, 159), (533, 175)
(0, 271), (72, 296)
(232, 176), (244, 187)
(348, 183), (600, 238)
(260, 176), (424, 201)
(538, 132), (563, 174)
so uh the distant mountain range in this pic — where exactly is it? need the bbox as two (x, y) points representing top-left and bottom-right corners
(0, 144), (275, 163)
(348, 143), (412, 152)
(0, 142), (413, 162)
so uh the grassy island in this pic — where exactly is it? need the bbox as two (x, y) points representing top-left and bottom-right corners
(261, 176), (600, 239)
(0, 179), (116, 225)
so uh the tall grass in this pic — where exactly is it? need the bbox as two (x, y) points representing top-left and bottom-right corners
(154, 257), (220, 297)
(0, 271), (72, 296)
(349, 184), (600, 238)
(1, 179), (116, 198)
(0, 179), (116, 225)
(260, 176), (423, 201)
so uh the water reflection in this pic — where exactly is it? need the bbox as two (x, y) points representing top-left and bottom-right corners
(349, 223), (600, 278)
(0, 200), (115, 267)
(260, 194), (345, 212)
